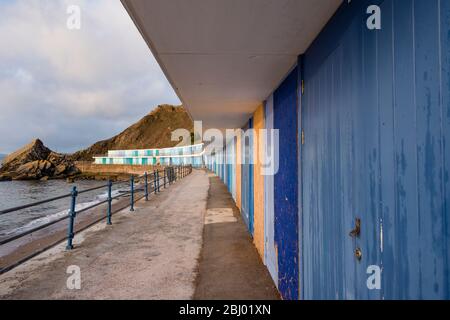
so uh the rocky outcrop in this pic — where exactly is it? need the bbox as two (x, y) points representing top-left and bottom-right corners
(0, 139), (79, 181)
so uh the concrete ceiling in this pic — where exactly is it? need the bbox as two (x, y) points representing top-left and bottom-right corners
(122, 0), (342, 129)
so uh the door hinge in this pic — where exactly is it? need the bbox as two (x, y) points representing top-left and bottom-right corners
(301, 130), (305, 145)
(301, 80), (305, 95)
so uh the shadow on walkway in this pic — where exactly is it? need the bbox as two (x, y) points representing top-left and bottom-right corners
(194, 175), (280, 300)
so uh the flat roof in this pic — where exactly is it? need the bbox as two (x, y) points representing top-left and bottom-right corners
(107, 143), (204, 153)
(121, 0), (342, 129)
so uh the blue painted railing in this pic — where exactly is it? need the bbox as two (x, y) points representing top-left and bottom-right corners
(0, 165), (193, 274)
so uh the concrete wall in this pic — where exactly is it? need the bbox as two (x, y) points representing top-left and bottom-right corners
(75, 161), (157, 175)
(253, 105), (265, 260)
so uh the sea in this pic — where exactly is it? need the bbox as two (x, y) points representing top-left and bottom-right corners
(0, 179), (127, 240)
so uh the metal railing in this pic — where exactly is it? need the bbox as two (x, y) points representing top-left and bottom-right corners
(0, 165), (193, 272)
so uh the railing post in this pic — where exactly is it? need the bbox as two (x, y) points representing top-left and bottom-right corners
(164, 168), (167, 188)
(145, 172), (149, 201)
(156, 170), (160, 193)
(168, 167), (171, 185)
(130, 175), (135, 212)
(107, 180), (112, 225)
(66, 186), (78, 250)
(153, 170), (157, 194)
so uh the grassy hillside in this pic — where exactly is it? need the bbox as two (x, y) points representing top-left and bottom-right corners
(72, 104), (193, 161)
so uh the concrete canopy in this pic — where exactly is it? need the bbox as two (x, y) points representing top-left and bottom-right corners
(122, 0), (342, 129)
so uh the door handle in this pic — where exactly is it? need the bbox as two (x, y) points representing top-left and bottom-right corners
(349, 218), (361, 238)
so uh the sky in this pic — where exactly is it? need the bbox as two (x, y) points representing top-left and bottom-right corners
(0, 0), (180, 154)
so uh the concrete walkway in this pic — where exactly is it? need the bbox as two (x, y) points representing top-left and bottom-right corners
(0, 170), (209, 299)
(194, 175), (280, 300)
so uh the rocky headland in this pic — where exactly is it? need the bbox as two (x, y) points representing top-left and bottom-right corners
(0, 105), (193, 181)
(0, 139), (79, 181)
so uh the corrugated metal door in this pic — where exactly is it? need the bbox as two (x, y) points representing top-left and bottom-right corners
(301, 0), (450, 299)
(274, 67), (299, 300)
(264, 95), (278, 286)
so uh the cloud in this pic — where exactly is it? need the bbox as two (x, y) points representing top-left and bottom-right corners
(0, 0), (180, 153)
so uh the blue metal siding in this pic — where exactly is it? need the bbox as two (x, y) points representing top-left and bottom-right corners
(226, 141), (232, 194)
(232, 137), (237, 200)
(413, 0), (448, 299)
(442, 0), (450, 298)
(226, 138), (237, 200)
(249, 118), (254, 235)
(300, 0), (450, 299)
(274, 67), (299, 300)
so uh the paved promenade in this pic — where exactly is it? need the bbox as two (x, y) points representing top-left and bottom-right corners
(0, 170), (208, 299)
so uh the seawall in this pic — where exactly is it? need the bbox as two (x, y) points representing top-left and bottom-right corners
(75, 161), (159, 176)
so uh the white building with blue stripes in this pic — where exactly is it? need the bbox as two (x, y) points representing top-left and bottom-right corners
(93, 143), (204, 167)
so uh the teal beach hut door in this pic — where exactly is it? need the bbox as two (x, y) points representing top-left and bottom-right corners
(241, 120), (254, 235)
